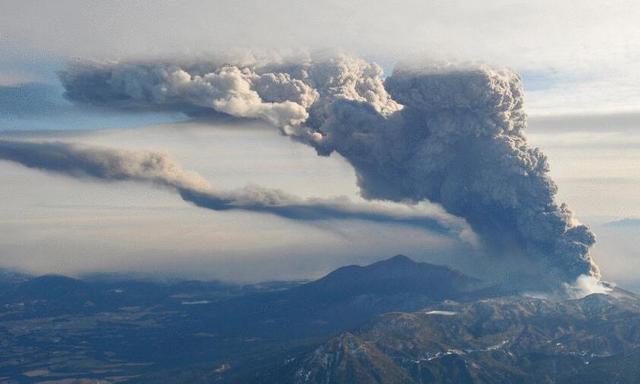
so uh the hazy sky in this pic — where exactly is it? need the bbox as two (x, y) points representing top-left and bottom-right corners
(0, 1), (638, 288)
(2, 0), (640, 114)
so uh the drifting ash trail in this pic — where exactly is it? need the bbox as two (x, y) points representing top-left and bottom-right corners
(0, 139), (471, 240)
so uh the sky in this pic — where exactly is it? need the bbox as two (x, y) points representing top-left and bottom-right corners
(0, 0), (639, 288)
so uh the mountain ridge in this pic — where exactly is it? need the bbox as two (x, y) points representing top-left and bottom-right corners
(262, 289), (640, 383)
(2, 255), (639, 383)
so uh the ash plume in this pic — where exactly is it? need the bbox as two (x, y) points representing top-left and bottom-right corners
(58, 56), (398, 136)
(0, 140), (210, 191)
(58, 55), (599, 286)
(0, 140), (469, 238)
(311, 63), (598, 284)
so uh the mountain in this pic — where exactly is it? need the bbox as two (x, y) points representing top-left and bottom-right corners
(196, 255), (487, 339)
(563, 347), (640, 384)
(300, 254), (481, 299)
(14, 274), (92, 299)
(0, 255), (489, 383)
(259, 332), (415, 384)
(0, 274), (101, 317)
(2, 255), (639, 384)
(0, 273), (258, 321)
(0, 268), (31, 288)
(264, 288), (640, 384)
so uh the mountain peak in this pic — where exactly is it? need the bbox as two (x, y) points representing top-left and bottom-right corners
(290, 332), (413, 384)
(302, 255), (481, 301)
(380, 254), (415, 265)
(14, 274), (93, 301)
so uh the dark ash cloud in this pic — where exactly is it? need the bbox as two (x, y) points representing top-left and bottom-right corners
(313, 63), (597, 285)
(57, 56), (398, 137)
(0, 140), (209, 190)
(0, 140), (469, 239)
(57, 56), (599, 287)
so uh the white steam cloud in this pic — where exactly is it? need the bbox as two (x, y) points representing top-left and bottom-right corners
(55, 54), (600, 287)
(563, 274), (613, 299)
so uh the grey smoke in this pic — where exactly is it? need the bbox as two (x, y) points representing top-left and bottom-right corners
(0, 140), (470, 239)
(58, 55), (599, 285)
(58, 56), (398, 136)
(315, 64), (598, 284)
(0, 140), (210, 191)
(59, 59), (312, 131)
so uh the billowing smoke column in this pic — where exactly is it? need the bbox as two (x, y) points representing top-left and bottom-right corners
(0, 140), (469, 237)
(316, 64), (598, 284)
(58, 55), (598, 285)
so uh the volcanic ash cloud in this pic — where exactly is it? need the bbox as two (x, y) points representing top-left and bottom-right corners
(0, 140), (469, 240)
(323, 64), (598, 284)
(58, 56), (599, 285)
